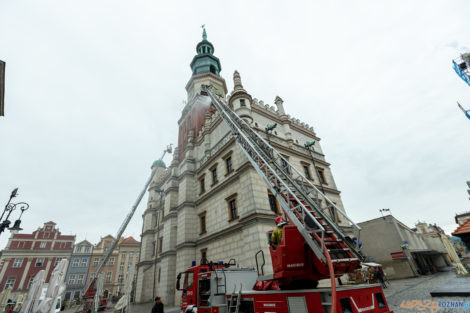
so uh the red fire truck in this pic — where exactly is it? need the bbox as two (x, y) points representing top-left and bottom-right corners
(173, 86), (394, 313)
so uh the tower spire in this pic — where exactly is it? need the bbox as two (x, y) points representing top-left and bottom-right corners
(201, 24), (207, 40)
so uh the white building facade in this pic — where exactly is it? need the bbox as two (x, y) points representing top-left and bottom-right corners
(135, 30), (347, 305)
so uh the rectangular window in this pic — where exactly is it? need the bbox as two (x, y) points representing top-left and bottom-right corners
(13, 258), (23, 268)
(226, 194), (238, 221)
(80, 258), (88, 267)
(303, 164), (312, 180)
(68, 274), (76, 285)
(240, 99), (246, 107)
(129, 252), (133, 258)
(136, 252), (140, 259)
(40, 242), (46, 248)
(316, 167), (327, 184)
(158, 237), (163, 253)
(93, 258), (99, 266)
(109, 257), (115, 266)
(199, 212), (207, 234)
(118, 274), (123, 283)
(85, 246), (91, 253)
(201, 249), (207, 264)
(72, 258), (80, 267)
(158, 268), (161, 283)
(225, 156), (233, 173)
(199, 177), (205, 194)
(268, 194), (278, 213)
(211, 167), (217, 185)
(35, 258), (44, 267)
(5, 278), (15, 289)
(152, 242), (156, 257)
(77, 274), (84, 284)
(128, 262), (132, 270)
(106, 272), (112, 283)
(120, 262), (124, 271)
(280, 158), (291, 175)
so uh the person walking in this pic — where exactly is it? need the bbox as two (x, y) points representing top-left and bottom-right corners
(151, 297), (164, 313)
(374, 268), (387, 289)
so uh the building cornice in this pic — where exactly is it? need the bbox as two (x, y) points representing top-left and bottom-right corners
(176, 201), (196, 212)
(163, 211), (177, 222)
(175, 241), (197, 249)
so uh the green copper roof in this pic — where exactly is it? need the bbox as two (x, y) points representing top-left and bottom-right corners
(151, 159), (166, 168)
(190, 27), (221, 76)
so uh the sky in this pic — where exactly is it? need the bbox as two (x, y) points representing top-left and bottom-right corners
(0, 1), (469, 250)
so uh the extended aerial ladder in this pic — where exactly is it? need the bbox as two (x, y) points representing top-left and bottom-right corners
(81, 146), (172, 312)
(200, 85), (364, 280)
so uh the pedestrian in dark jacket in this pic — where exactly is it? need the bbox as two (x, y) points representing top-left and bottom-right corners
(375, 268), (387, 288)
(151, 297), (164, 313)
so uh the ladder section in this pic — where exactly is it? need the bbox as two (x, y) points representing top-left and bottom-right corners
(201, 85), (363, 266)
(228, 285), (242, 313)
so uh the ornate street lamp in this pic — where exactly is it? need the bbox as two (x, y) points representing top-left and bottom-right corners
(0, 188), (29, 234)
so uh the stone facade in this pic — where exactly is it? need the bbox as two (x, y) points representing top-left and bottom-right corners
(64, 240), (94, 301)
(135, 31), (347, 305)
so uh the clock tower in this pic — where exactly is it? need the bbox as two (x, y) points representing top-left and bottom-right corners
(179, 28), (228, 161)
(185, 27), (227, 101)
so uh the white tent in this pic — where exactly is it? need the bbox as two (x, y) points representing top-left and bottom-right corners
(20, 270), (46, 313)
(37, 259), (68, 313)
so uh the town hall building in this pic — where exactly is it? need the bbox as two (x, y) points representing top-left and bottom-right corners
(135, 29), (348, 305)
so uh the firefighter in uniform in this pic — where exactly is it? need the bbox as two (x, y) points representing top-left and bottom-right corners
(271, 216), (288, 247)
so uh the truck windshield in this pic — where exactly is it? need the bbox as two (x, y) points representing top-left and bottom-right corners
(183, 271), (194, 290)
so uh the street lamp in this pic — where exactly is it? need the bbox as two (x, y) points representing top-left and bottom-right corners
(0, 189), (29, 234)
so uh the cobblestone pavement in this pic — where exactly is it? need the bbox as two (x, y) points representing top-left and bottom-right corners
(129, 302), (180, 313)
(383, 270), (470, 313)
(67, 271), (468, 313)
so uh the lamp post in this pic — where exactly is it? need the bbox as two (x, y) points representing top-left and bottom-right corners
(0, 188), (29, 234)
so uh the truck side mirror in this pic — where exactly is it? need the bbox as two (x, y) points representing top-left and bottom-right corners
(176, 273), (181, 290)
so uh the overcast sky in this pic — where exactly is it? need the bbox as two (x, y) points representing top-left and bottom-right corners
(1, 1), (469, 250)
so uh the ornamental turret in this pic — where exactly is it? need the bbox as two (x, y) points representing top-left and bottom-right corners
(229, 70), (253, 124)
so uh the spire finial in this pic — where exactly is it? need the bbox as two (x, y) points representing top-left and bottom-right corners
(233, 70), (244, 91)
(201, 24), (207, 40)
